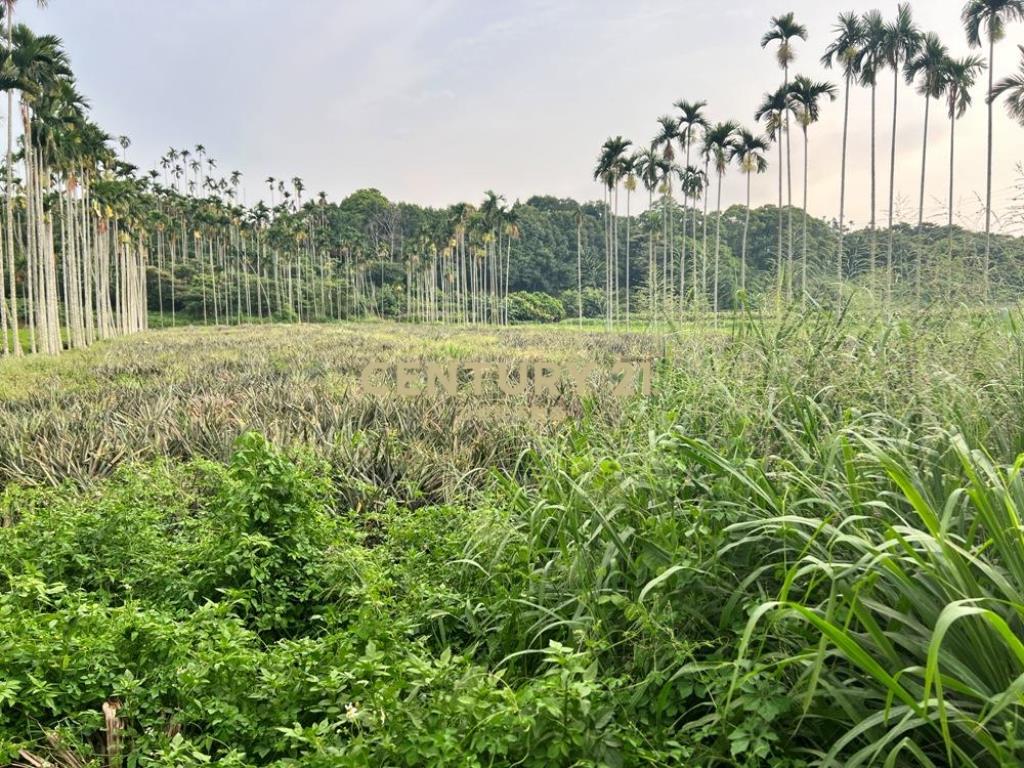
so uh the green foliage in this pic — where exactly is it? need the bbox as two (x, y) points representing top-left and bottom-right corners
(3, 309), (1024, 765)
(153, 189), (1024, 326)
(559, 286), (606, 318)
(506, 291), (567, 323)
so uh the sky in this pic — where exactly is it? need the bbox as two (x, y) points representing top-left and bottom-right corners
(16, 0), (1024, 231)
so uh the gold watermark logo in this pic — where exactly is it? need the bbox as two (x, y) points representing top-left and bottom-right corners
(359, 360), (653, 422)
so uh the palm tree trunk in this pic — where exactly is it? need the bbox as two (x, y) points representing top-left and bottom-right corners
(776, 132), (784, 301)
(662, 190), (669, 320)
(5, 9), (19, 355)
(663, 182), (671, 317)
(648, 190), (655, 325)
(785, 64), (794, 303)
(948, 104), (956, 300)
(887, 67), (899, 303)
(605, 187), (612, 327)
(713, 170), (723, 316)
(917, 95), (930, 231)
(681, 139), (691, 319)
(625, 188), (631, 329)
(983, 35), (994, 303)
(742, 170), (751, 293)
(504, 235), (511, 326)
(0, 227), (7, 356)
(870, 83), (877, 283)
(678, 191), (685, 318)
(577, 219), (582, 327)
(691, 189), (699, 305)
(702, 158), (710, 308)
(613, 183), (620, 326)
(802, 126), (809, 303)
(838, 70), (851, 288)
(916, 93), (930, 300)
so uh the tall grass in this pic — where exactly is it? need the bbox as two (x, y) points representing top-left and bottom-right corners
(2, 308), (1023, 764)
(453, 305), (1024, 765)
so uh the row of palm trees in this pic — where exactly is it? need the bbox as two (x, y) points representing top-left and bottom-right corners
(593, 1), (1024, 320)
(0, 3), (548, 356)
(4, 3), (1024, 356)
(142, 179), (527, 330)
(0, 5), (152, 357)
(401, 192), (523, 326)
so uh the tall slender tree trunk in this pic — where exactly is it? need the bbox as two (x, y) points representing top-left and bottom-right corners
(713, 170), (723, 316)
(917, 95), (931, 231)
(625, 187), (631, 329)
(504, 235), (511, 327)
(785, 64), (794, 302)
(613, 183), (620, 327)
(577, 218), (582, 327)
(667, 183), (674, 320)
(662, 189), (669, 320)
(0, 222), (7, 356)
(702, 159), (710, 309)
(691, 189), (699, 306)
(947, 103), (957, 299)
(741, 171), (752, 294)
(983, 35), (994, 302)
(870, 83), (878, 283)
(916, 93), (931, 300)
(681, 138), (691, 319)
(776, 132), (784, 301)
(801, 126), (810, 303)
(678, 190), (686, 318)
(648, 189), (655, 325)
(604, 187), (612, 328)
(837, 70), (851, 289)
(5, 8), (19, 355)
(887, 68), (900, 303)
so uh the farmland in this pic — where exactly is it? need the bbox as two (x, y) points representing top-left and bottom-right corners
(4, 0), (1024, 762)
(2, 307), (1023, 766)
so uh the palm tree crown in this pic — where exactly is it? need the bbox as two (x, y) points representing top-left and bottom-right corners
(905, 32), (950, 99)
(754, 85), (790, 140)
(0, 24), (71, 103)
(990, 44), (1024, 124)
(822, 12), (865, 77)
(595, 136), (631, 187)
(729, 129), (770, 174)
(702, 122), (740, 175)
(677, 164), (707, 199)
(675, 99), (709, 153)
(652, 116), (678, 163)
(883, 3), (924, 71)
(788, 75), (838, 127)
(761, 12), (808, 68)
(856, 10), (888, 87)
(633, 148), (661, 194)
(962, 0), (1024, 48)
(943, 55), (987, 119)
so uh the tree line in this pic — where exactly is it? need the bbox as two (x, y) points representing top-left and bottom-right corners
(592, 1), (1024, 325)
(1, 1), (1024, 358)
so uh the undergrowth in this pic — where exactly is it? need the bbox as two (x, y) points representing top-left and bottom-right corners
(1, 308), (1023, 766)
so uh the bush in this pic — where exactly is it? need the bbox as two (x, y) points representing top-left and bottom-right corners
(559, 287), (605, 318)
(506, 291), (566, 323)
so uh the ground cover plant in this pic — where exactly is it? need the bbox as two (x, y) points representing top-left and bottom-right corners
(1, 306), (1023, 766)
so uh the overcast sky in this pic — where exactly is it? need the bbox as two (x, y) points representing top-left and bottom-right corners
(17, 0), (1024, 231)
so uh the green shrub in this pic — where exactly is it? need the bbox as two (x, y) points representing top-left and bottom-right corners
(507, 291), (566, 323)
(559, 286), (605, 318)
